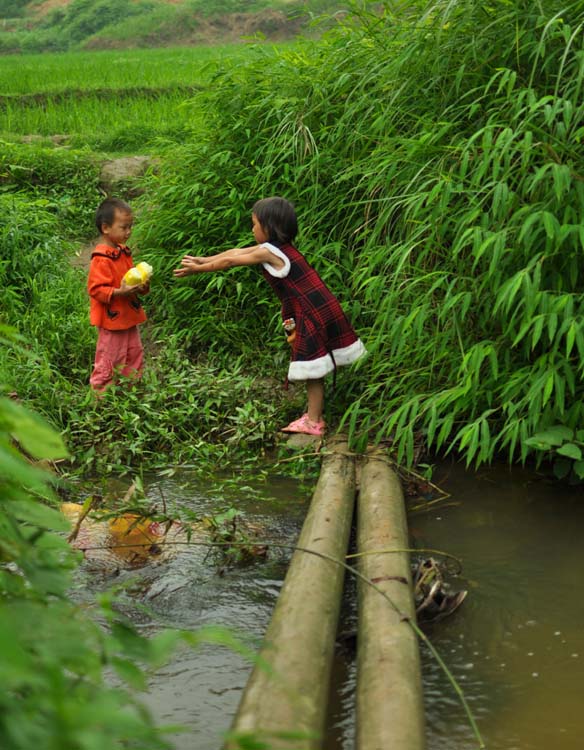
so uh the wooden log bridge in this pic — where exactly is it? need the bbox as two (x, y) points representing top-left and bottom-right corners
(225, 443), (425, 750)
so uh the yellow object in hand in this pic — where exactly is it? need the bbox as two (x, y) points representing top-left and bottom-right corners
(123, 262), (153, 286)
(123, 267), (144, 286)
(136, 262), (153, 281)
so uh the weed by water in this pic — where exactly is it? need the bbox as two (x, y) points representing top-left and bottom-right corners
(62, 346), (296, 475)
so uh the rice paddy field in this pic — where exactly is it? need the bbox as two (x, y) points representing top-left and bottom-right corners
(0, 43), (281, 150)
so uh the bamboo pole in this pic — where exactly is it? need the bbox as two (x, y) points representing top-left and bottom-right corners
(225, 445), (356, 750)
(356, 457), (426, 750)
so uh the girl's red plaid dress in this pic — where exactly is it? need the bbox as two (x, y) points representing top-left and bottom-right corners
(261, 242), (366, 381)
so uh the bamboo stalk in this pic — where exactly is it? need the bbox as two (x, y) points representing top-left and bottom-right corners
(356, 457), (426, 750)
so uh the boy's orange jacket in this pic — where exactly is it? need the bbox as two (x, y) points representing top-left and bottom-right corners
(87, 244), (147, 330)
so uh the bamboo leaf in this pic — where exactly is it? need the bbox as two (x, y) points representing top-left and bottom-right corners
(542, 211), (560, 240)
(531, 316), (545, 350)
(542, 371), (554, 406)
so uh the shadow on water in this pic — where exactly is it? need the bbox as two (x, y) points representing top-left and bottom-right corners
(72, 461), (584, 750)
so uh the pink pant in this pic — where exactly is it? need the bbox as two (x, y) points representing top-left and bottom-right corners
(90, 327), (144, 390)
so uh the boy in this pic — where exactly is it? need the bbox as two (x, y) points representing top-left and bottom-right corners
(88, 198), (148, 390)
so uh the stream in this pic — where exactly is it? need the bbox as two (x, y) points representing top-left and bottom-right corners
(71, 460), (584, 750)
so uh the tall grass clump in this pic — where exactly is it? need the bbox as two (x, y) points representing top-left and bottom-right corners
(0, 145), (100, 426)
(136, 0), (584, 470)
(0, 195), (95, 409)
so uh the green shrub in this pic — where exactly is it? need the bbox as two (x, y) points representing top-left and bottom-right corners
(50, 0), (153, 44)
(0, 0), (24, 18)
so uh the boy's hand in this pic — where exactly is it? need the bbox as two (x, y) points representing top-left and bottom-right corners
(114, 279), (145, 297)
(116, 279), (133, 296)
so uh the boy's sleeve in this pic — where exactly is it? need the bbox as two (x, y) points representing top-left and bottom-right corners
(87, 257), (115, 304)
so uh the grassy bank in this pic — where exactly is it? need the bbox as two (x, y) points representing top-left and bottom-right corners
(0, 42), (300, 476)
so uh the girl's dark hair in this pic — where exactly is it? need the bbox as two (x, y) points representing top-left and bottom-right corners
(95, 197), (132, 234)
(252, 197), (298, 245)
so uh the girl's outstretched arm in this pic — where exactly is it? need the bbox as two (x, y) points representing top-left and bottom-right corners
(186, 246), (253, 264)
(173, 245), (284, 276)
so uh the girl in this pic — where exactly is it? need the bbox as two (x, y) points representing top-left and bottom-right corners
(173, 197), (366, 436)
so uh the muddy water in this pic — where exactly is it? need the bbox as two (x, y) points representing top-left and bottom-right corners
(414, 461), (584, 750)
(73, 462), (584, 750)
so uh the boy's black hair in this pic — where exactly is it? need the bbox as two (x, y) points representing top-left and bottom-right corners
(95, 197), (132, 234)
(252, 197), (298, 245)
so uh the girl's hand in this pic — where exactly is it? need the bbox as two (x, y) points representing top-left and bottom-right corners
(173, 256), (207, 277)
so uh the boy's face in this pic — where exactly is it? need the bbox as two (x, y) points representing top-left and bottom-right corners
(102, 209), (133, 247)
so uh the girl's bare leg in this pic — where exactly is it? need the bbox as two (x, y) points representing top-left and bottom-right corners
(306, 379), (325, 423)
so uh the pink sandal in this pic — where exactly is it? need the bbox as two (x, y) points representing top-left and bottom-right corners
(281, 413), (326, 437)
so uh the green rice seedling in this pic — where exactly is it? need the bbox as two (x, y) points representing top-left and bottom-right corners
(0, 45), (280, 150)
(0, 89), (200, 150)
(0, 45), (252, 95)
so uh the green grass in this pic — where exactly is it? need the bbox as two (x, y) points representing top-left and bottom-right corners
(1, 90), (199, 150)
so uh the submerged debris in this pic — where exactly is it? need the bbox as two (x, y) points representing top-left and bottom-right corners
(413, 557), (467, 625)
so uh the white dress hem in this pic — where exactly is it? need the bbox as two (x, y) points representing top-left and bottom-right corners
(288, 339), (367, 381)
